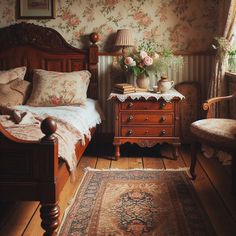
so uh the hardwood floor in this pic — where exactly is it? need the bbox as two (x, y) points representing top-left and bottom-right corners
(0, 144), (236, 236)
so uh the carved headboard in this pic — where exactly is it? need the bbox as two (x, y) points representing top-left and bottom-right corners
(0, 23), (99, 99)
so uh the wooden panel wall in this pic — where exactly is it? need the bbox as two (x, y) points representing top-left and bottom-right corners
(98, 54), (215, 133)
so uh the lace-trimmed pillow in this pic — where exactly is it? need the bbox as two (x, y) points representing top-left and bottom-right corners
(0, 67), (27, 84)
(26, 69), (91, 106)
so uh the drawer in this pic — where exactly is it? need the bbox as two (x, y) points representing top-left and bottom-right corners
(121, 101), (173, 111)
(121, 126), (173, 137)
(121, 112), (174, 125)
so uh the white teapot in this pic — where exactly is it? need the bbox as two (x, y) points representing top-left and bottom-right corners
(156, 75), (174, 93)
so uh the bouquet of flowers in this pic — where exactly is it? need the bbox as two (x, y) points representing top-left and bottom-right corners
(120, 41), (183, 78)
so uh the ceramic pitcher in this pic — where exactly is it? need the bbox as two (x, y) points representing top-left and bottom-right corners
(157, 75), (174, 93)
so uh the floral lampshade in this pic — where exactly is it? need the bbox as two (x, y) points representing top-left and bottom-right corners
(115, 29), (134, 53)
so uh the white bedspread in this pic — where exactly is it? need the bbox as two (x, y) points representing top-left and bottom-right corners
(14, 98), (104, 140)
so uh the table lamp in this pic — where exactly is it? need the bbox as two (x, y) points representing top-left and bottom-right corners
(114, 29), (134, 55)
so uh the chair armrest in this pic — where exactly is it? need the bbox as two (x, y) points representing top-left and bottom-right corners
(203, 94), (236, 118)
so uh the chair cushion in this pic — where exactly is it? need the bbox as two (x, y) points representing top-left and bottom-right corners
(190, 118), (236, 148)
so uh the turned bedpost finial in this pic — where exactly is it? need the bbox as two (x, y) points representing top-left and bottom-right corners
(40, 117), (57, 140)
(89, 32), (99, 44)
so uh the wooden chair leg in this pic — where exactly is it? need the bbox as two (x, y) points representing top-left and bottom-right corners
(40, 202), (60, 236)
(190, 141), (199, 180)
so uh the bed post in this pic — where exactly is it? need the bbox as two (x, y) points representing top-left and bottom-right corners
(88, 32), (99, 99)
(40, 202), (60, 236)
(39, 117), (60, 236)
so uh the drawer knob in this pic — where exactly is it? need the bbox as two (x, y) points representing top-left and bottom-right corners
(160, 130), (166, 136)
(127, 130), (133, 136)
(128, 102), (133, 108)
(144, 117), (149, 121)
(127, 115), (134, 121)
(160, 116), (166, 122)
(160, 102), (166, 109)
(144, 130), (149, 135)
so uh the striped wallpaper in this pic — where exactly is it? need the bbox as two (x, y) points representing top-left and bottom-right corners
(98, 54), (215, 133)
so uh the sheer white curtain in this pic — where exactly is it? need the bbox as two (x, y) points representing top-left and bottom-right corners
(208, 0), (236, 117)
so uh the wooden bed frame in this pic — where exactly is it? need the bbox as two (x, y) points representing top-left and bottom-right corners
(0, 23), (99, 235)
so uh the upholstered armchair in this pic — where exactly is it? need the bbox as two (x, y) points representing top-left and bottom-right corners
(189, 94), (236, 193)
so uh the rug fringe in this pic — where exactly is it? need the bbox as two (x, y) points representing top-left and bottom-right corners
(84, 167), (189, 172)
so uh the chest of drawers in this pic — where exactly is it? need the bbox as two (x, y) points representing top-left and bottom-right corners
(112, 98), (181, 159)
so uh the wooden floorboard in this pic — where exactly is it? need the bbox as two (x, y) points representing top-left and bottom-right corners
(143, 156), (164, 169)
(0, 202), (39, 236)
(96, 156), (111, 169)
(162, 145), (186, 169)
(111, 157), (129, 169)
(198, 153), (236, 221)
(181, 147), (236, 236)
(127, 157), (143, 169)
(1, 145), (236, 236)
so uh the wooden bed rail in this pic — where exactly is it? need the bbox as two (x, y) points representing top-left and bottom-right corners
(0, 117), (59, 235)
(0, 23), (100, 235)
(0, 117), (59, 200)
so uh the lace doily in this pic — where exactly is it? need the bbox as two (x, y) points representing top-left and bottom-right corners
(108, 88), (185, 102)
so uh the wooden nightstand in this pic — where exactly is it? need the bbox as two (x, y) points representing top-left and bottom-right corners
(109, 90), (184, 160)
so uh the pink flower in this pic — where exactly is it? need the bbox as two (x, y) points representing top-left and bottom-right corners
(62, 11), (72, 20)
(143, 56), (153, 66)
(141, 16), (152, 27)
(140, 50), (148, 59)
(124, 57), (134, 66)
(68, 17), (80, 26)
(106, 0), (118, 6)
(51, 96), (61, 105)
(133, 11), (144, 21)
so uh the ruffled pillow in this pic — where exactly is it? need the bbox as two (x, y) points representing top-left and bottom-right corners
(26, 69), (91, 106)
(0, 66), (27, 84)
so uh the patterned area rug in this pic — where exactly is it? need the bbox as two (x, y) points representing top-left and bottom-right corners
(59, 169), (216, 236)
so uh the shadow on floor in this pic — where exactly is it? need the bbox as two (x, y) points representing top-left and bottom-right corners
(85, 141), (162, 158)
(0, 201), (16, 229)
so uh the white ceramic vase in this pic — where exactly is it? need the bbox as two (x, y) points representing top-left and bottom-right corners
(136, 74), (150, 89)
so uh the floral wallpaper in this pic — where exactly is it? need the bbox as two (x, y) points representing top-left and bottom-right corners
(0, 0), (219, 51)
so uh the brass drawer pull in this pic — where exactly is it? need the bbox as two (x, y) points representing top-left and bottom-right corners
(144, 130), (149, 135)
(127, 130), (133, 136)
(160, 130), (166, 136)
(144, 117), (149, 121)
(128, 102), (133, 108)
(127, 115), (134, 121)
(160, 102), (166, 109)
(160, 116), (166, 122)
